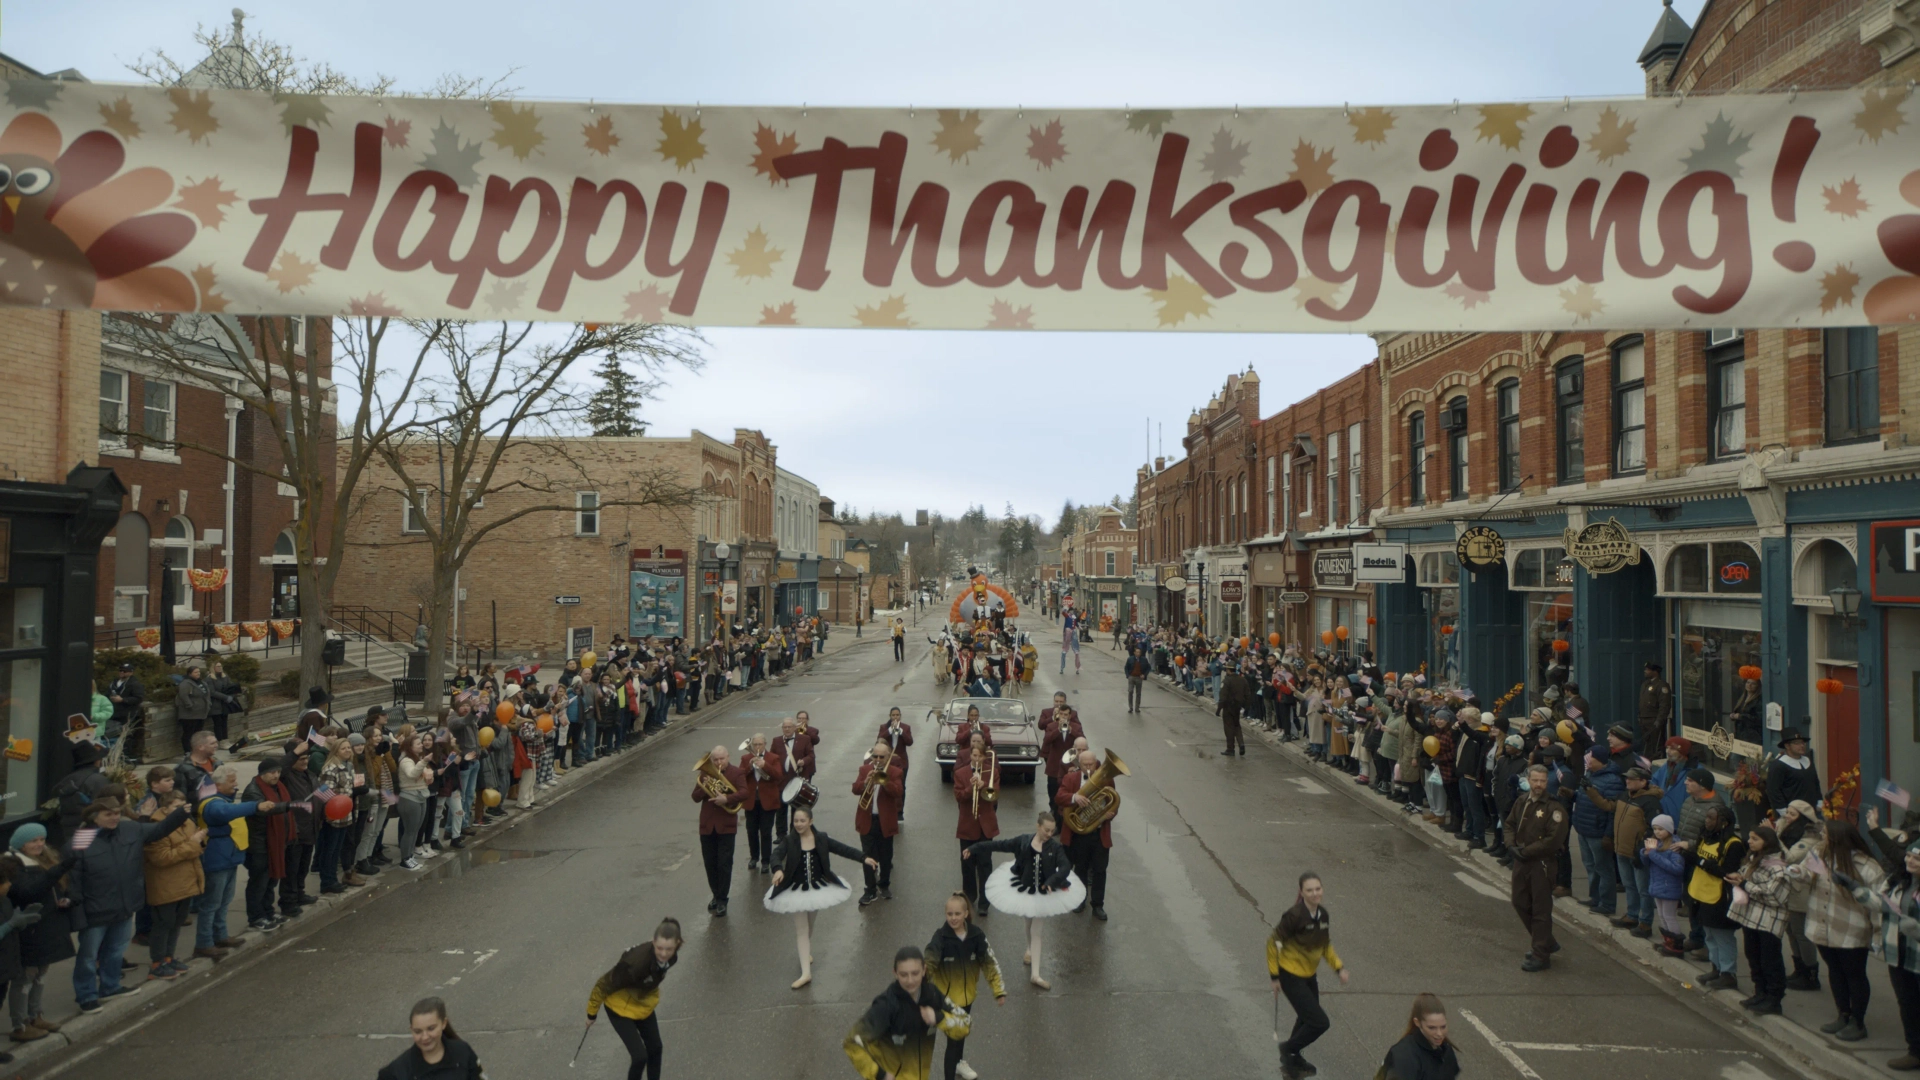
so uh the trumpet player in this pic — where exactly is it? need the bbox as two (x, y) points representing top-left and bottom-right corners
(876, 706), (915, 824)
(740, 733), (785, 875)
(852, 740), (905, 907)
(1038, 699), (1083, 825)
(693, 745), (748, 917)
(953, 734), (999, 918)
(1056, 749), (1115, 922)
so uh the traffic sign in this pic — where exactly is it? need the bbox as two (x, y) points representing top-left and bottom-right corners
(1278, 590), (1309, 604)
(554, 595), (582, 605)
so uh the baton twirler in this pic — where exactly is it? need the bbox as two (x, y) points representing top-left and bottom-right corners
(570, 1021), (593, 1067)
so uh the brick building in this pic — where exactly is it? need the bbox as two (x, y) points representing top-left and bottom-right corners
(1059, 507), (1137, 631)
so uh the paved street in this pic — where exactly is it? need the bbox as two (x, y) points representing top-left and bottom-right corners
(51, 630), (1798, 1080)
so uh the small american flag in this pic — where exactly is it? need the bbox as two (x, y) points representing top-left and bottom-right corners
(198, 778), (218, 800)
(70, 827), (99, 851)
(312, 783), (335, 802)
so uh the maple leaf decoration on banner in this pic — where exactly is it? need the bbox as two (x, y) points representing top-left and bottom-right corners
(986, 299), (1034, 329)
(1292, 276), (1344, 310)
(421, 121), (484, 188)
(173, 177), (239, 229)
(854, 295), (914, 328)
(1823, 178), (1870, 218)
(1586, 106), (1636, 163)
(166, 88), (218, 144)
(657, 109), (707, 171)
(582, 114), (619, 156)
(1559, 283), (1606, 323)
(383, 116), (411, 148)
(623, 284), (672, 322)
(932, 110), (984, 163)
(1821, 264), (1861, 312)
(349, 292), (404, 317)
(3, 80), (61, 110)
(1854, 87), (1908, 144)
(1443, 282), (1492, 310)
(1347, 107), (1395, 146)
(727, 227), (785, 279)
(265, 251), (318, 294)
(1126, 110), (1174, 137)
(484, 280), (529, 312)
(1683, 112), (1754, 178)
(99, 96), (142, 139)
(750, 123), (799, 184)
(1474, 104), (1534, 150)
(489, 102), (545, 160)
(275, 93), (332, 133)
(1148, 276), (1214, 327)
(759, 301), (799, 326)
(191, 266), (228, 313)
(1026, 118), (1067, 170)
(1200, 126), (1250, 183)
(1287, 140), (1336, 196)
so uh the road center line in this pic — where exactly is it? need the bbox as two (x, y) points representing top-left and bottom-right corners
(1453, 871), (1509, 901)
(1458, 1008), (1544, 1080)
(1505, 1042), (1757, 1056)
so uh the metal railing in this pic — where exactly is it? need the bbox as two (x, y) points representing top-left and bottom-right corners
(330, 605), (419, 643)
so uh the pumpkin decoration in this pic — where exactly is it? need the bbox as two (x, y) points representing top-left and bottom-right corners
(1737, 665), (1763, 682)
(1551, 639), (1570, 653)
(1816, 677), (1845, 695)
(1440, 624), (1455, 636)
(1366, 616), (1376, 626)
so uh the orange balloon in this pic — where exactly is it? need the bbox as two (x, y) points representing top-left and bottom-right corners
(1268, 632), (1280, 646)
(1239, 636), (1250, 649)
(482, 788), (502, 807)
(1335, 625), (1350, 640)
(536, 713), (554, 733)
(495, 702), (515, 723)
(1320, 630), (1335, 645)
(1175, 655), (1187, 667)
(478, 726), (495, 748)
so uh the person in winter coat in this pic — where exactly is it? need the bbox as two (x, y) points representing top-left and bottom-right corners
(2, 825), (72, 1042)
(1851, 833), (1920, 1071)
(378, 996), (485, 1080)
(140, 789), (205, 980)
(1586, 767), (1664, 936)
(1780, 801), (1827, 991)
(1798, 819), (1887, 1043)
(1685, 805), (1748, 992)
(197, 767), (276, 954)
(240, 759), (295, 931)
(1765, 727), (1824, 814)
(1643, 814), (1691, 957)
(1490, 735), (1531, 864)
(205, 662), (243, 745)
(172, 663), (212, 754)
(1728, 824), (1793, 1015)
(1452, 710), (1493, 850)
(1650, 737), (1694, 824)
(1573, 743), (1626, 917)
(0, 860), (40, 1062)
(1378, 993), (1460, 1080)
(51, 741), (112, 846)
(68, 795), (192, 1011)
(278, 740), (320, 916)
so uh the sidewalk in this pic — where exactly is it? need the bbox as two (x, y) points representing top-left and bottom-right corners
(1085, 642), (1899, 1080)
(17, 658), (801, 1074)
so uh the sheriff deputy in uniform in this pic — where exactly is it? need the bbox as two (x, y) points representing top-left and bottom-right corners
(1505, 763), (1570, 971)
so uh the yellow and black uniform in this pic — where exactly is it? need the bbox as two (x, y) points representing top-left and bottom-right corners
(844, 980), (964, 1080)
(1267, 901), (1343, 1071)
(924, 921), (1006, 1078)
(1504, 788), (1571, 966)
(586, 945), (675, 1080)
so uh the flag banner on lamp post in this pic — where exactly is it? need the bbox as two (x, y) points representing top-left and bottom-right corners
(4, 81), (1916, 331)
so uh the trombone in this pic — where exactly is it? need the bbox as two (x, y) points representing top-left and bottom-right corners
(858, 744), (895, 812)
(971, 748), (998, 816)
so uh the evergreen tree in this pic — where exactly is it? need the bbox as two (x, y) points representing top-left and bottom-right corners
(585, 355), (649, 436)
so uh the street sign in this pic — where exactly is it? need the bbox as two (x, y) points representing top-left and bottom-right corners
(1163, 575), (1188, 593)
(1279, 590), (1310, 604)
(554, 595), (582, 605)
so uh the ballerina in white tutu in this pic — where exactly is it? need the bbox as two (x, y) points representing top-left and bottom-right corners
(766, 805), (878, 989)
(963, 810), (1082, 990)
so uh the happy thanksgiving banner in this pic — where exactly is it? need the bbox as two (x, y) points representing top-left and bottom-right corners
(4, 80), (1918, 331)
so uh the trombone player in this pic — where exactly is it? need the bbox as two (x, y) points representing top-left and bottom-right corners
(693, 744), (748, 916)
(1055, 749), (1119, 922)
(953, 733), (999, 917)
(852, 740), (905, 908)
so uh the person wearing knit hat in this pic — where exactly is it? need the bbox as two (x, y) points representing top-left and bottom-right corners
(3, 821), (69, 1039)
(1642, 813), (1690, 956)
(7, 824), (44, 852)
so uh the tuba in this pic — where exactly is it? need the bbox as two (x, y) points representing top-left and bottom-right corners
(694, 751), (744, 814)
(858, 745), (895, 812)
(1063, 749), (1130, 836)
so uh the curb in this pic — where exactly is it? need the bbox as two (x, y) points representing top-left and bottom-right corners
(1101, 645), (1890, 1080)
(14, 656), (818, 1080)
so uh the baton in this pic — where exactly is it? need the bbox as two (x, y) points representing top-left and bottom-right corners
(1273, 988), (1281, 1043)
(570, 1021), (592, 1067)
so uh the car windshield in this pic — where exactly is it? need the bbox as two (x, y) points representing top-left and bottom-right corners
(947, 700), (1028, 725)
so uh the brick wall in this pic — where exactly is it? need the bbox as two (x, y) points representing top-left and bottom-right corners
(0, 309), (100, 486)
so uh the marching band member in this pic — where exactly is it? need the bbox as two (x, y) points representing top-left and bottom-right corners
(797, 710), (823, 754)
(692, 745), (746, 916)
(766, 805), (878, 989)
(878, 706), (915, 824)
(953, 705), (996, 753)
(1056, 749), (1115, 922)
(853, 740), (905, 907)
(844, 946), (964, 1080)
(739, 733), (783, 875)
(773, 717), (815, 837)
(1038, 701), (1083, 825)
(925, 893), (1006, 1080)
(953, 736), (999, 917)
(963, 810), (1080, 990)
(583, 918), (682, 1080)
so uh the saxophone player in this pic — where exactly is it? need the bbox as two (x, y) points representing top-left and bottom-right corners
(693, 745), (748, 917)
(953, 734), (999, 918)
(852, 740), (904, 907)
(1055, 749), (1115, 922)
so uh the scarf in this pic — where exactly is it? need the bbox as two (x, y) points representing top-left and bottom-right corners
(257, 777), (292, 878)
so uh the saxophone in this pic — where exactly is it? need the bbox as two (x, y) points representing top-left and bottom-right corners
(694, 751), (744, 814)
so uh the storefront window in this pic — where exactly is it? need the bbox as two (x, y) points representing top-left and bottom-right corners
(1678, 598), (1765, 771)
(1417, 551), (1460, 587)
(1512, 547), (1571, 589)
(0, 658), (40, 812)
(1526, 592), (1574, 711)
(1665, 542), (1761, 596)
(1314, 597), (1333, 642)
(0, 589), (44, 650)
(1425, 586), (1460, 686)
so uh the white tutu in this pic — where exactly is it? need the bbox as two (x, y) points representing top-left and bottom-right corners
(763, 879), (853, 914)
(982, 861), (1084, 918)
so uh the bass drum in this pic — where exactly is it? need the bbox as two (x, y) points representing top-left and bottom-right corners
(781, 776), (819, 808)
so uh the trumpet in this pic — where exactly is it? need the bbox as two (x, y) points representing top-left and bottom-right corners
(694, 750), (744, 814)
(971, 749), (999, 816)
(858, 745), (895, 812)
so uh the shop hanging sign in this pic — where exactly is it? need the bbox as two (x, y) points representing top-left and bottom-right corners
(1562, 517), (1643, 575)
(1454, 527), (1506, 572)
(1162, 575), (1188, 593)
(1218, 578), (1245, 604)
(1871, 519), (1920, 603)
(720, 580), (739, 614)
(1279, 589), (1310, 604)
(1353, 541), (1410, 583)
(8, 84), (1920, 332)
(1312, 549), (1354, 590)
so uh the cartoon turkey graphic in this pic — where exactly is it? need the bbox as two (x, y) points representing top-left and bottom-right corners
(0, 112), (198, 310)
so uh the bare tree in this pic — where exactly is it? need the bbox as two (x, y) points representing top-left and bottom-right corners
(364, 322), (705, 696)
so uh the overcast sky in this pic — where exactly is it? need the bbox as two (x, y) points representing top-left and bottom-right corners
(10, 1), (1704, 520)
